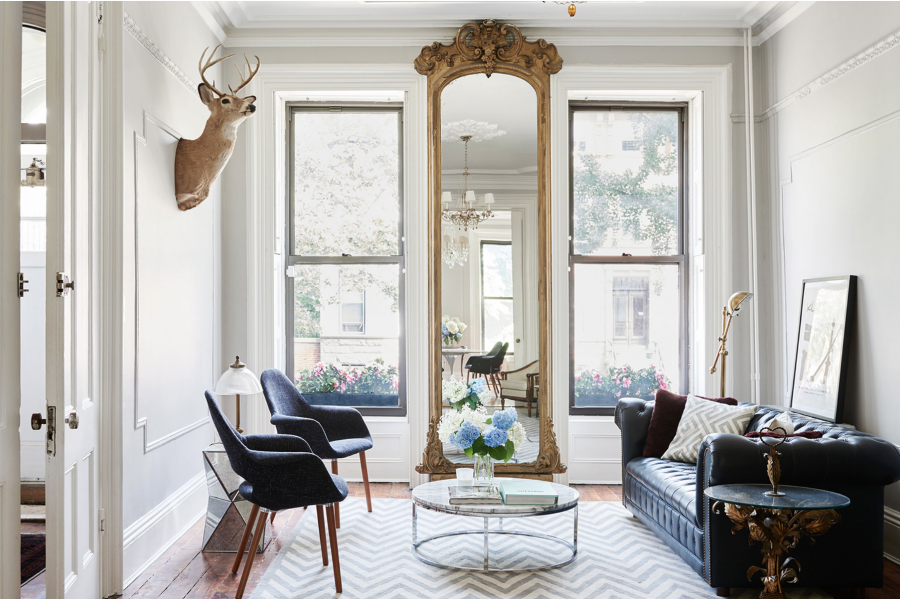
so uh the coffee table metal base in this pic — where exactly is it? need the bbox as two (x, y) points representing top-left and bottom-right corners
(411, 503), (578, 572)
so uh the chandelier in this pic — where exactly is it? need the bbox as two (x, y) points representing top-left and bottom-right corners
(441, 135), (494, 231)
(441, 227), (469, 268)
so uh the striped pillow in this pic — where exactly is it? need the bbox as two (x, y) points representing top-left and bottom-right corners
(661, 395), (756, 464)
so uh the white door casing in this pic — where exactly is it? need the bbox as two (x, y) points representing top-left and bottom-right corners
(0, 3), (23, 598)
(45, 2), (102, 597)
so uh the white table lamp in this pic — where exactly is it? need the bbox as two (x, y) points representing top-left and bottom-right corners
(214, 356), (262, 433)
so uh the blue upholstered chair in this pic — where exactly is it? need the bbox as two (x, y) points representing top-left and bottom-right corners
(204, 392), (348, 597)
(260, 369), (374, 526)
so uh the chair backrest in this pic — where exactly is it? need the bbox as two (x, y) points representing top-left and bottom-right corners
(204, 391), (253, 481)
(483, 341), (503, 358)
(490, 342), (509, 367)
(260, 368), (311, 418)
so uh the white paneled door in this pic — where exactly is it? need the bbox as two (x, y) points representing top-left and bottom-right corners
(0, 4), (23, 599)
(44, 2), (102, 597)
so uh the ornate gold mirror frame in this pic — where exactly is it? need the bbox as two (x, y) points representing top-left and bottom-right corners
(415, 21), (566, 480)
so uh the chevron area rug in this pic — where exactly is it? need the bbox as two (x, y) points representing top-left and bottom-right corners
(250, 498), (832, 599)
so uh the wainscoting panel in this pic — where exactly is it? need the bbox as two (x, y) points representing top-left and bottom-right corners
(332, 419), (410, 483)
(568, 417), (622, 484)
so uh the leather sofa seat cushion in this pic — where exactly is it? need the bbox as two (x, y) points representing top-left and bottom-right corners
(643, 390), (737, 458)
(626, 456), (699, 526)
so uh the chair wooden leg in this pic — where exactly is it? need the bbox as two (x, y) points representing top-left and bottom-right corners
(315, 505), (328, 566)
(269, 511), (276, 524)
(360, 451), (373, 512)
(231, 504), (260, 574)
(500, 394), (505, 410)
(236, 509), (266, 599)
(326, 504), (343, 594)
(331, 460), (340, 528)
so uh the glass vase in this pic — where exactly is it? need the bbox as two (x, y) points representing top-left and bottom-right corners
(473, 454), (494, 484)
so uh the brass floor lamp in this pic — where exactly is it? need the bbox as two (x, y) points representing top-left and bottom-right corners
(709, 291), (753, 397)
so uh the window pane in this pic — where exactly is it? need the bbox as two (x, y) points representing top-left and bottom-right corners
(572, 111), (679, 256)
(483, 298), (514, 351)
(573, 263), (680, 408)
(293, 111), (400, 256)
(481, 243), (513, 297)
(293, 263), (400, 407)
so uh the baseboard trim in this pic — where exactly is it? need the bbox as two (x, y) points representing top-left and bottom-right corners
(122, 471), (206, 588)
(884, 505), (900, 567)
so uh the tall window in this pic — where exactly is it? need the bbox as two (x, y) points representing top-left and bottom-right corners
(480, 241), (514, 353)
(569, 105), (686, 415)
(287, 105), (405, 415)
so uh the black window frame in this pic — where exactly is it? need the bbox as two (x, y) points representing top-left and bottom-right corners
(285, 103), (406, 417)
(568, 102), (688, 416)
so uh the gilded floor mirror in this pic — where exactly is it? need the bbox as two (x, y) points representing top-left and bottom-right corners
(415, 21), (566, 481)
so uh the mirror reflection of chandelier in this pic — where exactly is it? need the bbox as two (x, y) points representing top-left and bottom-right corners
(441, 226), (468, 268)
(441, 135), (494, 231)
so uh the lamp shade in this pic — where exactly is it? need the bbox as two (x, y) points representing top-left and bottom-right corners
(214, 356), (262, 396)
(465, 190), (476, 204)
(483, 193), (494, 205)
(441, 191), (452, 207)
(727, 291), (753, 313)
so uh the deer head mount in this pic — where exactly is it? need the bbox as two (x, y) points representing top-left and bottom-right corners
(174, 45), (260, 211)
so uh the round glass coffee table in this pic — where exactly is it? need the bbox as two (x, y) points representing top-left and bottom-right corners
(411, 478), (579, 572)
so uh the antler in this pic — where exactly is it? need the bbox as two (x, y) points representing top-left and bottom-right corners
(198, 45), (234, 97)
(229, 54), (261, 96)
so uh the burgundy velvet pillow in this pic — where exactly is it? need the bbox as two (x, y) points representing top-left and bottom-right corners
(642, 390), (738, 458)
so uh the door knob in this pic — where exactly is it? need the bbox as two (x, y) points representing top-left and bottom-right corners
(516, 338), (521, 343)
(65, 412), (79, 429)
(31, 413), (46, 430)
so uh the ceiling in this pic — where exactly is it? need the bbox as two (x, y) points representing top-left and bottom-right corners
(193, 1), (808, 47)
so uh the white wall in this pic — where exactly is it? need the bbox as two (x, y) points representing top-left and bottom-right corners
(121, 2), (222, 584)
(756, 0), (900, 560)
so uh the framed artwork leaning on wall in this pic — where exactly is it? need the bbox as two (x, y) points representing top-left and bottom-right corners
(789, 275), (857, 423)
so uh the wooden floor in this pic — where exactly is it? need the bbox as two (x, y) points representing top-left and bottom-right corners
(22, 483), (900, 599)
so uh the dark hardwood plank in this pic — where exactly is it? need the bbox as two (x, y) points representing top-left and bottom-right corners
(128, 521), (206, 598)
(240, 508), (306, 599)
(390, 483), (411, 499)
(370, 483), (392, 499)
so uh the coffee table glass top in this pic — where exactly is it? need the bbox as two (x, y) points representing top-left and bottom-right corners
(705, 484), (850, 510)
(413, 478), (578, 516)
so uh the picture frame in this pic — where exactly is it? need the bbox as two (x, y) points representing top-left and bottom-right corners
(789, 275), (857, 423)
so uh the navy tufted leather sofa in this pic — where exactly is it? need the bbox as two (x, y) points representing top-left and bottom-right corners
(616, 399), (900, 593)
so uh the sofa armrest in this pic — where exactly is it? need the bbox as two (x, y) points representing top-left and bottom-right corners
(697, 432), (900, 521)
(615, 398), (655, 472)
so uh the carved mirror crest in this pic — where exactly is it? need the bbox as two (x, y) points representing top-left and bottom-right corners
(415, 21), (565, 480)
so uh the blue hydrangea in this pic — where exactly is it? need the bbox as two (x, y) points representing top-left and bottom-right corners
(492, 408), (518, 431)
(442, 324), (450, 336)
(449, 420), (481, 450)
(455, 332), (462, 340)
(468, 378), (487, 394)
(482, 426), (508, 448)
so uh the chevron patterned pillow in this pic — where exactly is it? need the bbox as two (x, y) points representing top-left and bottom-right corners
(661, 394), (757, 464)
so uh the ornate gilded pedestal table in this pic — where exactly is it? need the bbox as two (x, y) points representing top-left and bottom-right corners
(705, 484), (849, 599)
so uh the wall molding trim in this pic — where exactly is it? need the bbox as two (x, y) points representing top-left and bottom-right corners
(122, 471), (206, 587)
(123, 12), (198, 98)
(746, 28), (900, 123)
(132, 111), (211, 454)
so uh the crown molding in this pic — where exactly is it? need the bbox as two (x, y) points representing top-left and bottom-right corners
(754, 1), (814, 45)
(123, 12), (198, 97)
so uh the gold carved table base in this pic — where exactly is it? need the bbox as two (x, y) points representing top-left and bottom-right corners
(712, 501), (841, 599)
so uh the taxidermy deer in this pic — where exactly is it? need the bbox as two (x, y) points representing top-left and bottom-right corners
(174, 45), (259, 211)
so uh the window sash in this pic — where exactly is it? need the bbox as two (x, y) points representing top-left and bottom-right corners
(285, 103), (406, 416)
(568, 103), (687, 416)
(480, 241), (514, 354)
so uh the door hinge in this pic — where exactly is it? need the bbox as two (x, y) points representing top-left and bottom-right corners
(99, 508), (106, 533)
(18, 272), (28, 297)
(56, 272), (74, 297)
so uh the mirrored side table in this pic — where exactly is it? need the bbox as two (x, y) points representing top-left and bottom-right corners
(202, 444), (268, 553)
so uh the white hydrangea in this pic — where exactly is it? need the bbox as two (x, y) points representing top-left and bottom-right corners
(437, 405), (489, 443)
(441, 315), (450, 324)
(442, 377), (467, 404)
(476, 387), (492, 406)
(445, 321), (459, 335)
(507, 421), (527, 450)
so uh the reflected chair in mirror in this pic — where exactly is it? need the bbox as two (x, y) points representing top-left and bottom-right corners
(260, 369), (374, 527)
(499, 360), (539, 417)
(464, 342), (508, 396)
(464, 341), (502, 384)
(203, 392), (348, 598)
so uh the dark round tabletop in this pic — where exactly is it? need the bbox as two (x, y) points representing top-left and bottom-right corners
(705, 484), (850, 510)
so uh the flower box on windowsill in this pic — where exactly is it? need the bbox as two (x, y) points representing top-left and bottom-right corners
(575, 393), (655, 407)
(301, 392), (398, 407)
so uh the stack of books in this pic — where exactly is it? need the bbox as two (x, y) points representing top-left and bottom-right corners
(448, 484), (502, 505)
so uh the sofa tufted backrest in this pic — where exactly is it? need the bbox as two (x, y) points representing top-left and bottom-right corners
(745, 404), (873, 440)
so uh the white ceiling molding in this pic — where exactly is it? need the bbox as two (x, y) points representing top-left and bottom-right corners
(123, 12), (198, 97)
(441, 120), (507, 143)
(735, 27), (900, 123)
(753, 1), (814, 45)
